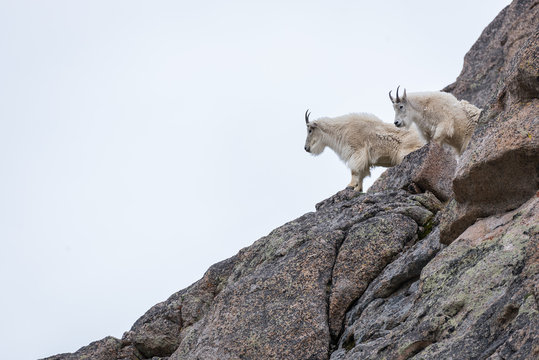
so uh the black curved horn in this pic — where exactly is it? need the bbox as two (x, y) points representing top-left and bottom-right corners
(305, 109), (311, 124)
(389, 90), (394, 103)
(396, 85), (401, 103)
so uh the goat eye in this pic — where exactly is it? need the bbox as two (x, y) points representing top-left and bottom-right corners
(399, 105), (404, 109)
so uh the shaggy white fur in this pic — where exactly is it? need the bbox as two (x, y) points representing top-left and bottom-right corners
(390, 88), (482, 155)
(304, 111), (425, 192)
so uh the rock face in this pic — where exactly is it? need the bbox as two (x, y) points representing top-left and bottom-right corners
(368, 142), (456, 202)
(443, 0), (539, 109)
(44, 337), (121, 360)
(439, 0), (539, 245)
(331, 194), (538, 360)
(43, 1), (539, 360)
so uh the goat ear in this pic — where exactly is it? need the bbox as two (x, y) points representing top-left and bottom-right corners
(402, 88), (408, 102)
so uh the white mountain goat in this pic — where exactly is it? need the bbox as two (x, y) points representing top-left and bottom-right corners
(304, 110), (425, 192)
(389, 86), (482, 155)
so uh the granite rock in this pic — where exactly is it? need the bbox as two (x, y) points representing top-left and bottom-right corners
(368, 142), (457, 202)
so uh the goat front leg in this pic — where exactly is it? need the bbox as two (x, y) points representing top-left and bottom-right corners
(432, 123), (453, 148)
(350, 151), (370, 192)
(353, 170), (368, 192)
(348, 170), (359, 189)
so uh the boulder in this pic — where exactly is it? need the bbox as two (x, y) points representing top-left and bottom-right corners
(368, 142), (456, 202)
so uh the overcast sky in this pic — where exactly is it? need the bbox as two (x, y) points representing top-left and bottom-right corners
(0, 1), (511, 359)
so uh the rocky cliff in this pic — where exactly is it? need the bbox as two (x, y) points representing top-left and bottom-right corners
(44, 1), (538, 359)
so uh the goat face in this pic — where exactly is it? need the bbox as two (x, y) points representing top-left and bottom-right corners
(389, 86), (410, 128)
(392, 102), (409, 128)
(304, 122), (325, 155)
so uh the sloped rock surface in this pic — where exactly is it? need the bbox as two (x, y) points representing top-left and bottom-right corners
(43, 189), (443, 360)
(118, 256), (237, 359)
(169, 190), (439, 360)
(44, 337), (122, 360)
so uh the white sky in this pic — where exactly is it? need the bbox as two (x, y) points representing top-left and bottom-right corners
(0, 1), (511, 359)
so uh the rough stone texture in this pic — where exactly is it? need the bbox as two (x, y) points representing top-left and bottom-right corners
(42, 2), (539, 360)
(368, 142), (456, 202)
(328, 213), (419, 339)
(119, 256), (237, 359)
(331, 195), (539, 360)
(440, 4), (539, 245)
(443, 0), (539, 109)
(170, 190), (438, 360)
(352, 227), (443, 315)
(43, 337), (121, 360)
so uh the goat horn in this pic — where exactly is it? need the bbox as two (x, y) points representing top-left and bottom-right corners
(305, 109), (311, 124)
(389, 90), (394, 103)
(396, 85), (401, 103)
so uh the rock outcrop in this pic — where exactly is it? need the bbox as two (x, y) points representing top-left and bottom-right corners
(367, 142), (456, 201)
(43, 1), (538, 359)
(443, 0), (539, 109)
(439, 0), (539, 245)
(331, 194), (538, 360)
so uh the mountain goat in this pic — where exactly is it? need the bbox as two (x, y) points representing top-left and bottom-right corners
(304, 110), (424, 192)
(389, 86), (482, 155)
